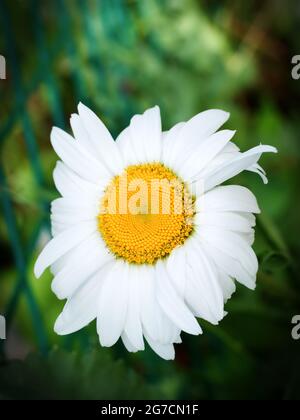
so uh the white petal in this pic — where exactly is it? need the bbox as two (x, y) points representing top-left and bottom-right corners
(50, 248), (73, 276)
(237, 212), (256, 226)
(53, 161), (81, 198)
(145, 334), (175, 360)
(115, 107), (162, 165)
(248, 163), (269, 184)
(51, 220), (67, 237)
(224, 141), (240, 153)
(51, 197), (99, 217)
(53, 161), (104, 198)
(178, 130), (236, 180)
(194, 211), (255, 233)
(124, 266), (145, 350)
(50, 209), (96, 231)
(139, 265), (179, 344)
(210, 143), (270, 184)
(51, 127), (111, 183)
(174, 334), (182, 344)
(53, 264), (112, 335)
(241, 230), (255, 246)
(77, 103), (124, 174)
(198, 234), (256, 290)
(165, 245), (186, 297)
(164, 109), (230, 169)
(198, 142), (239, 177)
(161, 122), (185, 162)
(50, 202), (98, 236)
(129, 106), (162, 163)
(51, 233), (112, 299)
(50, 200), (98, 236)
(138, 265), (159, 341)
(97, 260), (129, 347)
(196, 185), (260, 214)
(218, 272), (236, 302)
(155, 261), (202, 335)
(70, 113), (89, 150)
(199, 227), (258, 276)
(34, 221), (97, 278)
(121, 332), (139, 353)
(202, 145), (277, 191)
(185, 239), (224, 323)
(115, 126), (138, 165)
(159, 310), (182, 344)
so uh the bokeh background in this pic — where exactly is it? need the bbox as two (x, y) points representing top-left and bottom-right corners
(0, 0), (300, 400)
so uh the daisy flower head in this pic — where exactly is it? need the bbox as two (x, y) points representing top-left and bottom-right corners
(34, 104), (277, 360)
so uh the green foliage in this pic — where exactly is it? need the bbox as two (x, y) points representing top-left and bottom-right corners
(0, 348), (163, 400)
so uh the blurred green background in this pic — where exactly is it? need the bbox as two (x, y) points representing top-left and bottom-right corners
(0, 0), (300, 400)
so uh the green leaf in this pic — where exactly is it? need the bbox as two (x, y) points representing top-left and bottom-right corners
(0, 348), (164, 400)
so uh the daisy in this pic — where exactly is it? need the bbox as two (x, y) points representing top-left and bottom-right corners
(34, 104), (277, 360)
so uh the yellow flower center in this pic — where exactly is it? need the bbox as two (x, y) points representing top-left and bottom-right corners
(98, 163), (194, 264)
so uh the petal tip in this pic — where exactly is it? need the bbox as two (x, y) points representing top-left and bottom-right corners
(77, 101), (88, 116)
(267, 145), (278, 154)
(51, 281), (65, 300)
(70, 113), (78, 122)
(50, 126), (58, 139)
(54, 316), (65, 335)
(190, 322), (202, 336)
(33, 259), (43, 279)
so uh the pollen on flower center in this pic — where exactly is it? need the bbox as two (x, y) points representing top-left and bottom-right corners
(97, 163), (195, 264)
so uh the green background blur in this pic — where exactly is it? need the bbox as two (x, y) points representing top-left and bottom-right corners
(0, 0), (300, 400)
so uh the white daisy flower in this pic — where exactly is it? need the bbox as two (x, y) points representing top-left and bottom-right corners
(34, 104), (277, 360)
